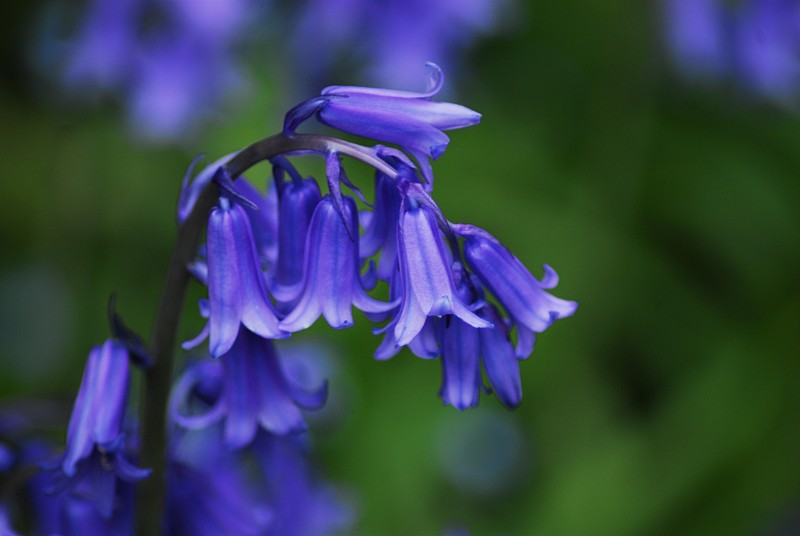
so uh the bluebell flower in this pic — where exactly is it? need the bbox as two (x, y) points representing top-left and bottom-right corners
(662, 0), (800, 105)
(61, 0), (249, 140)
(390, 197), (490, 349)
(384, 262), (522, 410)
(174, 328), (327, 448)
(278, 195), (395, 332)
(275, 176), (322, 288)
(62, 0), (138, 91)
(456, 224), (577, 358)
(167, 427), (270, 535)
(47, 339), (149, 519)
(284, 64), (481, 182)
(360, 171), (403, 281)
(662, 0), (729, 77)
(253, 433), (353, 536)
(734, 0), (800, 103)
(290, 0), (512, 89)
(202, 197), (288, 357)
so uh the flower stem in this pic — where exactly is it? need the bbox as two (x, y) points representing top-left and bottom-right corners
(134, 133), (397, 534)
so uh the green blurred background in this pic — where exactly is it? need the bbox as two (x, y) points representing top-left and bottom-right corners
(2, 1), (799, 534)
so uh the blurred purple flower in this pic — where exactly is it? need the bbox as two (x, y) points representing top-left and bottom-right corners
(174, 329), (327, 448)
(290, 0), (512, 88)
(167, 428), (270, 535)
(62, 0), (250, 141)
(254, 433), (354, 536)
(662, 0), (800, 105)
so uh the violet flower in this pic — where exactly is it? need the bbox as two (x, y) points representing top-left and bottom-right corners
(662, 0), (800, 105)
(173, 328), (327, 448)
(391, 198), (490, 348)
(202, 197), (287, 358)
(61, 0), (249, 141)
(47, 340), (149, 519)
(284, 64), (481, 183)
(278, 195), (395, 333)
(275, 176), (322, 288)
(167, 427), (270, 535)
(290, 0), (512, 89)
(456, 224), (577, 358)
(253, 433), (353, 536)
(360, 171), (403, 281)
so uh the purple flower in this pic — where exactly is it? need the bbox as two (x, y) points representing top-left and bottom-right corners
(167, 427), (270, 535)
(61, 0), (249, 140)
(284, 64), (480, 182)
(173, 328), (327, 448)
(662, 0), (800, 105)
(290, 0), (512, 89)
(48, 340), (149, 519)
(253, 433), (353, 536)
(662, 0), (729, 77)
(360, 172), (402, 281)
(457, 224), (577, 357)
(734, 0), (800, 103)
(278, 195), (395, 333)
(202, 198), (287, 357)
(275, 177), (322, 288)
(390, 199), (490, 349)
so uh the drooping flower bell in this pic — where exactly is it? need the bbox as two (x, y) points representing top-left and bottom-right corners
(173, 327), (327, 448)
(274, 176), (322, 289)
(202, 197), (288, 357)
(360, 170), (403, 282)
(278, 195), (395, 333)
(283, 63), (480, 183)
(47, 339), (149, 519)
(390, 194), (490, 349)
(456, 224), (578, 357)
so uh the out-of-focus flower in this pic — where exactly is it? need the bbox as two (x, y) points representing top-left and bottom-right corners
(290, 0), (513, 88)
(253, 433), (354, 536)
(61, 0), (250, 141)
(167, 427), (271, 535)
(173, 329), (327, 448)
(662, 0), (800, 105)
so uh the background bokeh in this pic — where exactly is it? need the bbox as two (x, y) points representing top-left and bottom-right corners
(2, 1), (800, 534)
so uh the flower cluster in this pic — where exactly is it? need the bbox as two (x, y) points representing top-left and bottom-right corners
(662, 0), (800, 105)
(2, 65), (576, 533)
(178, 65), (577, 415)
